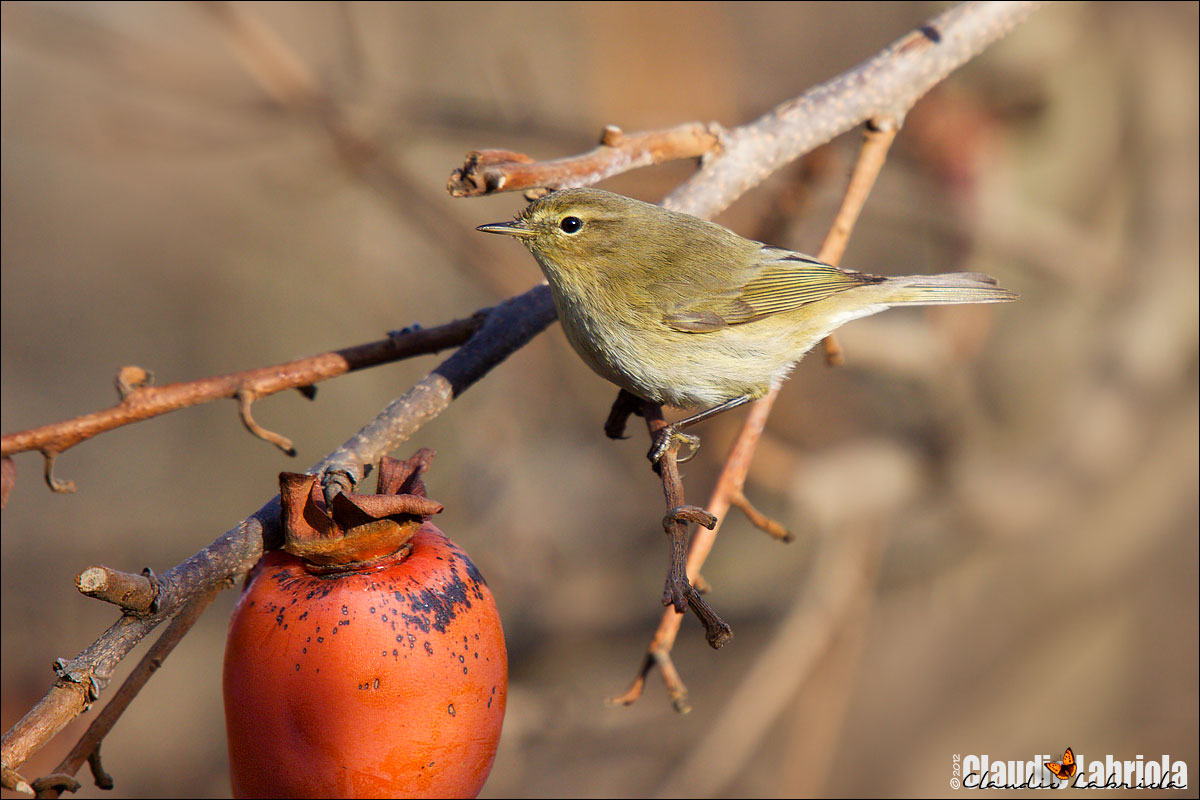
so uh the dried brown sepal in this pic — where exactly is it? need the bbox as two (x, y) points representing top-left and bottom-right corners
(279, 451), (443, 566)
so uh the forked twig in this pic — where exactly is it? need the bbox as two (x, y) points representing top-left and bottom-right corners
(1, 312), (486, 489)
(34, 587), (223, 799)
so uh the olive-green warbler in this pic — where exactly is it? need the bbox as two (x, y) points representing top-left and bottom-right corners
(479, 188), (1015, 459)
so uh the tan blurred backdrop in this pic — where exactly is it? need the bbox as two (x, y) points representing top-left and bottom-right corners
(2, 2), (1197, 797)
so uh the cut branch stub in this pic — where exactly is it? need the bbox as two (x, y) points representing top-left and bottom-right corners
(75, 566), (159, 615)
(448, 150), (536, 195)
(279, 449), (443, 568)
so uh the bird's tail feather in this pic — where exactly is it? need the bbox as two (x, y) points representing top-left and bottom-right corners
(880, 272), (1017, 306)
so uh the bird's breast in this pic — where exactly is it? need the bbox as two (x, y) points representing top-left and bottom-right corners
(546, 283), (783, 408)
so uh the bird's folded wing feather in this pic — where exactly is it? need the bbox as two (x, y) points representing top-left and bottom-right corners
(662, 248), (885, 333)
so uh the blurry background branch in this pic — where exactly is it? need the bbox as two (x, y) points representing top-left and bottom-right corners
(196, 0), (517, 297)
(665, 0), (1042, 219)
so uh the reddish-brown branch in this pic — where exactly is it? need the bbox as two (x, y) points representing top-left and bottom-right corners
(447, 123), (722, 198)
(1, 311), (485, 479)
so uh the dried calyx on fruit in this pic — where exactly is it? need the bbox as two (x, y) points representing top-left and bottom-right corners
(277, 448), (445, 569)
(224, 449), (507, 800)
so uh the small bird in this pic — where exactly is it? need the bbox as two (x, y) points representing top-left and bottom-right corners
(479, 188), (1016, 461)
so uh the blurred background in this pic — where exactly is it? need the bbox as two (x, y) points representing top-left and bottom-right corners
(3, 2), (1197, 797)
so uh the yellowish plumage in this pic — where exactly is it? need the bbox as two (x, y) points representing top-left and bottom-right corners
(479, 188), (1016, 409)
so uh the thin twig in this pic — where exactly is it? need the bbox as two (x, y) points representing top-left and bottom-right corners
(1, 457), (15, 509)
(1, 311), (486, 475)
(34, 587), (223, 799)
(729, 490), (793, 542)
(447, 122), (721, 197)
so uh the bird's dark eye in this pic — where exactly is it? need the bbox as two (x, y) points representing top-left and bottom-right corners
(560, 216), (583, 234)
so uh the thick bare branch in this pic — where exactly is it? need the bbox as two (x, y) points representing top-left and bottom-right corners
(664, 1), (1041, 218)
(34, 587), (222, 799)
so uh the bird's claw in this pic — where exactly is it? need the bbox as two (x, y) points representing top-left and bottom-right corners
(648, 426), (701, 465)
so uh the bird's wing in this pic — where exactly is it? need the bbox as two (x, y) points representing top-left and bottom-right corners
(662, 248), (885, 333)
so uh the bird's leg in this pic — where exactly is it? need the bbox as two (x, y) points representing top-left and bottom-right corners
(604, 389), (645, 439)
(642, 402), (733, 648)
(647, 394), (755, 465)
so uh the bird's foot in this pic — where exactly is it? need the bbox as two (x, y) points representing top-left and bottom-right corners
(647, 425), (700, 465)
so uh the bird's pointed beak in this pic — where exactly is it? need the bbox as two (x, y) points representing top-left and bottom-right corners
(476, 220), (537, 239)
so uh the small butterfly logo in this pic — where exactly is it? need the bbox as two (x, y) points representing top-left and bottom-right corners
(1046, 747), (1077, 781)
